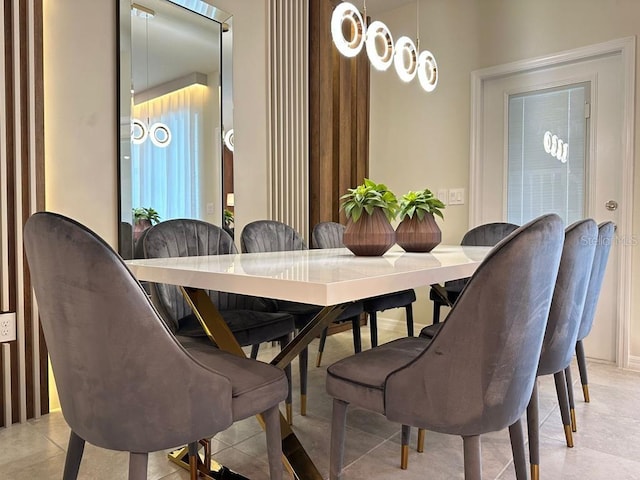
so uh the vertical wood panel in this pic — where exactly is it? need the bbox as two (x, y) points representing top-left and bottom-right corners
(0, 0), (45, 427)
(309, 0), (370, 233)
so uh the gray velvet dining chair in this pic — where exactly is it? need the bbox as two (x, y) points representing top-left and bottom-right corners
(426, 221), (519, 330)
(240, 219), (364, 416)
(326, 213), (564, 480)
(142, 219), (298, 423)
(311, 221), (416, 348)
(23, 212), (287, 480)
(510, 219), (597, 480)
(570, 221), (615, 405)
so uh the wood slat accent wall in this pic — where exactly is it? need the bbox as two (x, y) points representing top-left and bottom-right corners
(309, 0), (369, 236)
(0, 0), (46, 427)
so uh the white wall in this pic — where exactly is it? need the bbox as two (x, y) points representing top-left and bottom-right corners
(369, 0), (480, 324)
(370, 0), (640, 358)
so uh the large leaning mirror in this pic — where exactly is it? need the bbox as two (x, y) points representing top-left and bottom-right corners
(118, 0), (233, 259)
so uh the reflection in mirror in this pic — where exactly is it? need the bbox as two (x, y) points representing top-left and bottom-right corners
(118, 0), (233, 259)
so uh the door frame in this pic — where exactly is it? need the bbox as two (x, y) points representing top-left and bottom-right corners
(470, 36), (636, 368)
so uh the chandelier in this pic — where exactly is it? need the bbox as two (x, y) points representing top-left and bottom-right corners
(330, 1), (438, 93)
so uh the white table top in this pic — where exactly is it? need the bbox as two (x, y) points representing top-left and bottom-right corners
(126, 245), (492, 306)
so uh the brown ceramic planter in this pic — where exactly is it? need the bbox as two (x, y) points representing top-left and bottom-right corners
(395, 213), (441, 252)
(343, 207), (396, 256)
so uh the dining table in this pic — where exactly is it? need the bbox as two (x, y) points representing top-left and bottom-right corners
(126, 244), (492, 480)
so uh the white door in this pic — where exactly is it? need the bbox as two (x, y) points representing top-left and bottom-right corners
(472, 43), (632, 363)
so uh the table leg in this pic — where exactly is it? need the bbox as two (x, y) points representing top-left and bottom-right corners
(179, 287), (349, 480)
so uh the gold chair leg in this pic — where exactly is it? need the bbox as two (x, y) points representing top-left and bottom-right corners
(564, 424), (574, 448)
(315, 351), (324, 368)
(401, 445), (409, 470)
(531, 463), (539, 480)
(301, 394), (307, 416)
(417, 429), (426, 453)
(582, 384), (590, 403)
(570, 408), (577, 432)
(188, 452), (198, 480)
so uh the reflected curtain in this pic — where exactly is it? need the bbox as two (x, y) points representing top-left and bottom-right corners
(131, 85), (206, 220)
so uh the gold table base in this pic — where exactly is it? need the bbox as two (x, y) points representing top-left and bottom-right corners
(169, 287), (350, 480)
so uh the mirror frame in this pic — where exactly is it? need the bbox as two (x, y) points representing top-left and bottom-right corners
(117, 0), (233, 259)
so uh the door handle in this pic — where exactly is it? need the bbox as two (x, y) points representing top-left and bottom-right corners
(605, 200), (618, 211)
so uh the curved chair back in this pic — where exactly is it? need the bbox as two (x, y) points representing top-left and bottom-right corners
(311, 222), (345, 249)
(385, 214), (565, 435)
(537, 219), (597, 375)
(461, 222), (520, 246)
(241, 220), (307, 253)
(577, 221), (615, 341)
(143, 219), (267, 331)
(23, 212), (233, 453)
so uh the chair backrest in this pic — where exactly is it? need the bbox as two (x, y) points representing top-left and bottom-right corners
(311, 221), (345, 249)
(23, 212), (232, 453)
(537, 219), (597, 375)
(241, 220), (307, 253)
(384, 214), (565, 435)
(143, 219), (266, 330)
(461, 222), (520, 246)
(577, 222), (615, 341)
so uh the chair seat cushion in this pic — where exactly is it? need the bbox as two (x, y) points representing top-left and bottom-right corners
(185, 344), (289, 420)
(177, 310), (295, 346)
(362, 289), (416, 313)
(420, 323), (442, 338)
(326, 337), (429, 414)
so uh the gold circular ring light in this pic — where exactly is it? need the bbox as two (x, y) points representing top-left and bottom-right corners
(417, 50), (438, 92)
(366, 21), (394, 71)
(393, 36), (418, 82)
(331, 2), (365, 58)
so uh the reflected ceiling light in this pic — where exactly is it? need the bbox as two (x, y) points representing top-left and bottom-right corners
(131, 119), (148, 144)
(417, 50), (438, 92)
(331, 2), (365, 58)
(132, 119), (172, 148)
(393, 36), (418, 82)
(149, 122), (172, 147)
(366, 21), (394, 71)
(224, 129), (235, 152)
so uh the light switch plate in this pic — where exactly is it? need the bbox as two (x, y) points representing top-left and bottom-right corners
(449, 188), (465, 205)
(437, 189), (448, 205)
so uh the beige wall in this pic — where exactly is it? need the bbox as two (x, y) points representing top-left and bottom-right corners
(370, 0), (640, 358)
(43, 0), (270, 249)
(369, 0), (481, 325)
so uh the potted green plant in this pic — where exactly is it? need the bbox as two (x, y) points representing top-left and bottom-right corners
(132, 207), (160, 241)
(395, 189), (445, 252)
(340, 178), (398, 256)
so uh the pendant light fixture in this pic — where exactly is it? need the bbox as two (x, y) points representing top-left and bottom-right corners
(330, 0), (438, 93)
(131, 3), (172, 148)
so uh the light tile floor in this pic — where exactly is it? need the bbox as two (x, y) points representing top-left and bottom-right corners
(2, 319), (640, 479)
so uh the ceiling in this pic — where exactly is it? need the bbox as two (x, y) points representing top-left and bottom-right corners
(130, 0), (221, 95)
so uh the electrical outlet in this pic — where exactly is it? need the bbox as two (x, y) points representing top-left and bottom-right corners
(0, 312), (17, 342)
